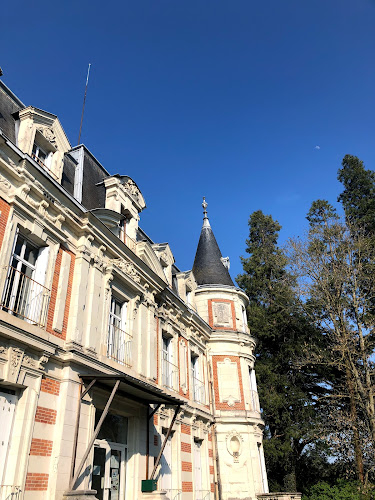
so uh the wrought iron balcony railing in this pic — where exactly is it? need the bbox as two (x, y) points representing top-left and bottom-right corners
(31, 153), (58, 180)
(0, 485), (22, 500)
(1, 266), (50, 328)
(250, 389), (260, 412)
(107, 323), (133, 367)
(191, 372), (206, 405)
(162, 358), (179, 392)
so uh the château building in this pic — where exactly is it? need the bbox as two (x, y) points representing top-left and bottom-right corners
(0, 78), (300, 500)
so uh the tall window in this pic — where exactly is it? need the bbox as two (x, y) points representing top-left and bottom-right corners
(162, 335), (178, 391)
(242, 306), (247, 332)
(191, 355), (205, 404)
(249, 368), (260, 412)
(1, 232), (50, 327)
(107, 297), (132, 367)
(32, 143), (48, 167)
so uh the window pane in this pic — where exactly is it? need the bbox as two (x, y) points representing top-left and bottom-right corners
(23, 243), (38, 267)
(95, 411), (128, 444)
(113, 300), (122, 318)
(13, 235), (25, 257)
(38, 149), (47, 162)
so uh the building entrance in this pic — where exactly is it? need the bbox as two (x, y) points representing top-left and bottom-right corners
(92, 440), (126, 500)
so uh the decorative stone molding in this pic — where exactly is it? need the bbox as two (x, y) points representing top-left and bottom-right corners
(226, 431), (244, 463)
(111, 257), (141, 284)
(38, 354), (50, 371)
(123, 179), (140, 200)
(217, 358), (241, 406)
(23, 355), (37, 368)
(36, 126), (57, 148)
(7, 347), (24, 383)
(133, 295), (142, 320)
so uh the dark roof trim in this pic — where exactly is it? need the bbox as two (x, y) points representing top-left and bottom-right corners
(80, 373), (184, 406)
(0, 80), (25, 108)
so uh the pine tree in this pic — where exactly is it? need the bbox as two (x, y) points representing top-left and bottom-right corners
(237, 210), (327, 493)
(337, 154), (375, 236)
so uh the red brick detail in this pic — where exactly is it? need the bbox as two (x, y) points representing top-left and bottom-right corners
(29, 438), (53, 456)
(154, 434), (158, 446)
(211, 483), (215, 493)
(25, 473), (49, 491)
(182, 482), (193, 492)
(40, 377), (60, 396)
(208, 432), (212, 441)
(181, 442), (191, 453)
(212, 355), (245, 411)
(181, 423), (191, 435)
(182, 461), (192, 472)
(35, 406), (57, 425)
(209, 448), (213, 458)
(208, 299), (236, 331)
(154, 414), (158, 425)
(46, 248), (75, 340)
(0, 198), (10, 252)
(210, 465), (214, 475)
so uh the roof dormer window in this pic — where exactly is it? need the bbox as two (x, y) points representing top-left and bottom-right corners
(32, 143), (49, 168)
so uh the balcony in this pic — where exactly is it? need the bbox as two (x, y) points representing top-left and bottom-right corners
(0, 485), (22, 500)
(1, 266), (50, 328)
(107, 324), (132, 367)
(124, 233), (137, 252)
(162, 358), (179, 392)
(31, 153), (58, 181)
(250, 389), (260, 412)
(191, 372), (206, 405)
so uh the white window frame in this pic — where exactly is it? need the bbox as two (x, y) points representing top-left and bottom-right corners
(107, 296), (129, 365)
(32, 143), (51, 168)
(2, 230), (50, 327)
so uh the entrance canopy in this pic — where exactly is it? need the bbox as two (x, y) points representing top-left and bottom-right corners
(70, 373), (184, 491)
(80, 372), (185, 406)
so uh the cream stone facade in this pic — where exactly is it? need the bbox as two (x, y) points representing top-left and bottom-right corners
(0, 79), (300, 500)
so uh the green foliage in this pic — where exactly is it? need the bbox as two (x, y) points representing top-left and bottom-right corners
(338, 154), (375, 235)
(237, 210), (327, 493)
(302, 480), (375, 500)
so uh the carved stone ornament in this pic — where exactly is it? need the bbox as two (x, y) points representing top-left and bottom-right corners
(226, 431), (244, 463)
(111, 258), (141, 284)
(0, 344), (8, 356)
(133, 295), (142, 320)
(123, 179), (140, 200)
(38, 354), (50, 371)
(36, 126), (57, 146)
(7, 347), (24, 383)
(23, 355), (37, 368)
(0, 173), (12, 194)
(26, 195), (65, 229)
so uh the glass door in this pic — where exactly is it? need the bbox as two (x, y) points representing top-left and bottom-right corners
(92, 440), (126, 500)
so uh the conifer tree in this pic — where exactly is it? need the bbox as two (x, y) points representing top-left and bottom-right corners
(237, 210), (326, 493)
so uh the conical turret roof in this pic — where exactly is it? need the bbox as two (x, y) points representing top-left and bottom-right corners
(192, 199), (234, 287)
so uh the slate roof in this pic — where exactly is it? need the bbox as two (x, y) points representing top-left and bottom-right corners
(192, 217), (234, 287)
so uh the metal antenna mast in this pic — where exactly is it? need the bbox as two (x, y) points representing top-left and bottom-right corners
(77, 63), (91, 145)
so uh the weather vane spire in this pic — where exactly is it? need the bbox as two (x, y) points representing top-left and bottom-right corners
(202, 197), (210, 227)
(202, 197), (208, 219)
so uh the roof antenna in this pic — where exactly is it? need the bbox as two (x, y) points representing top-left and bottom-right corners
(77, 63), (91, 145)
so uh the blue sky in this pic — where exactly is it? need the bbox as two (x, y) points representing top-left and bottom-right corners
(2, 0), (375, 280)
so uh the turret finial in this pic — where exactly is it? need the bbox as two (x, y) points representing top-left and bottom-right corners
(202, 197), (208, 219)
